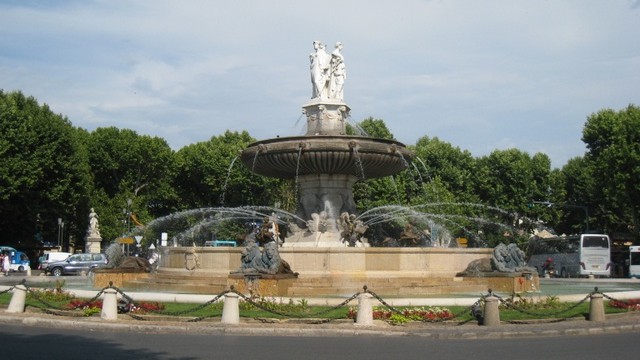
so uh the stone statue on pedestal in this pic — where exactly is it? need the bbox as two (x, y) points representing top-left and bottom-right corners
(310, 41), (346, 101)
(85, 208), (102, 253)
(88, 208), (100, 237)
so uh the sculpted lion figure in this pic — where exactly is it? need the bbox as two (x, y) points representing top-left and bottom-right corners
(491, 243), (535, 273)
(232, 240), (295, 276)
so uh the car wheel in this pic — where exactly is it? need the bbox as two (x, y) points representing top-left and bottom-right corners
(51, 267), (63, 277)
(18, 266), (24, 272)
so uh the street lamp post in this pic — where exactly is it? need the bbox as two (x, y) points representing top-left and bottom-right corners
(122, 198), (133, 255)
(57, 217), (65, 249)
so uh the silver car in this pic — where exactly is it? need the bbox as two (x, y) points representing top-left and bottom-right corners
(43, 253), (108, 276)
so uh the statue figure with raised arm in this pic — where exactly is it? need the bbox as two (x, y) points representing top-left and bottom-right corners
(329, 42), (346, 100)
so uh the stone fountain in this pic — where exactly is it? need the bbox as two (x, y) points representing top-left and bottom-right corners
(111, 42), (538, 297)
(240, 41), (412, 247)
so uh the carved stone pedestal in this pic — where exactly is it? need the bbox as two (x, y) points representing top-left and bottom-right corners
(85, 235), (102, 254)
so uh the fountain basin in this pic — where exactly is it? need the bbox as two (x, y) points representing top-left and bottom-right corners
(113, 246), (538, 297)
(241, 135), (413, 179)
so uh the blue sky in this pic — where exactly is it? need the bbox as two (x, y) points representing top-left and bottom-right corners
(1, 0), (639, 169)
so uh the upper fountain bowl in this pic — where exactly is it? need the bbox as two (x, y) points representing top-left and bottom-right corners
(241, 135), (414, 179)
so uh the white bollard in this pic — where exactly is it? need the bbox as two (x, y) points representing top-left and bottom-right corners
(482, 295), (500, 326)
(26, 268), (32, 276)
(6, 284), (28, 313)
(589, 292), (605, 322)
(355, 293), (374, 326)
(100, 288), (119, 320)
(221, 292), (240, 324)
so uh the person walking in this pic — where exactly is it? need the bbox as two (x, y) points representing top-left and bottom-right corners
(2, 252), (9, 276)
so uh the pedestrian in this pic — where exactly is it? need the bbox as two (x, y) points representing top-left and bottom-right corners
(2, 252), (10, 276)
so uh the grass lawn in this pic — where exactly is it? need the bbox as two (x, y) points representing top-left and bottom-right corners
(0, 289), (635, 323)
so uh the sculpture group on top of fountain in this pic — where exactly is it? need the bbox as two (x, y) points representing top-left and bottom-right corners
(310, 40), (346, 101)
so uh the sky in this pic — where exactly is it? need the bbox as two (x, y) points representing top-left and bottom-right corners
(1, 0), (639, 169)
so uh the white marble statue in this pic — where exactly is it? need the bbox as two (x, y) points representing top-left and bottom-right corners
(310, 41), (331, 99)
(329, 42), (346, 100)
(88, 208), (100, 237)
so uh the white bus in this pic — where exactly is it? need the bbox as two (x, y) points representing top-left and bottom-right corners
(629, 246), (640, 278)
(526, 234), (612, 278)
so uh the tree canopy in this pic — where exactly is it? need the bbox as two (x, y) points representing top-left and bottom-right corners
(1, 88), (638, 248)
(0, 91), (92, 246)
(581, 105), (640, 236)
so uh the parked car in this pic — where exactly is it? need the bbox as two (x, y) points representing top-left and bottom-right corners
(42, 253), (108, 276)
(38, 252), (71, 269)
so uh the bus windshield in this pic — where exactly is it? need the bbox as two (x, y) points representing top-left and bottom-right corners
(582, 235), (609, 248)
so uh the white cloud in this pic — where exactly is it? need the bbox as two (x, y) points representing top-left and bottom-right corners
(1, 0), (639, 169)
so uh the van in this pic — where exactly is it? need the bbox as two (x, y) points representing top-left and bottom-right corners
(39, 252), (72, 269)
(8, 251), (30, 272)
(0, 247), (31, 272)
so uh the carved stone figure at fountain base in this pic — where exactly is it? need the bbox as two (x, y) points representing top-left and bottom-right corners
(230, 239), (298, 297)
(456, 243), (539, 292)
(232, 240), (298, 276)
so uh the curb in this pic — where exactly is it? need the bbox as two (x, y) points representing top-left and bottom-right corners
(3, 310), (640, 339)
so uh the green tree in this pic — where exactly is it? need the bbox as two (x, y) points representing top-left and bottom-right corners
(474, 149), (552, 246)
(86, 127), (176, 241)
(352, 118), (400, 210)
(548, 157), (595, 235)
(582, 105), (640, 239)
(412, 136), (478, 203)
(358, 117), (395, 139)
(173, 131), (280, 209)
(0, 91), (92, 247)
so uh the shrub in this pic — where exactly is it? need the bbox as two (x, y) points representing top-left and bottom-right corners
(27, 285), (74, 303)
(348, 306), (454, 324)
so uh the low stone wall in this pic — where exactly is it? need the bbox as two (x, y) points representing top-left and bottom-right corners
(460, 272), (540, 293)
(93, 269), (150, 289)
(158, 246), (492, 278)
(124, 247), (540, 296)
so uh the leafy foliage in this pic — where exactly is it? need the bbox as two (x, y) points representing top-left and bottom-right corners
(0, 91), (92, 246)
(86, 127), (177, 242)
(173, 131), (281, 209)
(2, 87), (638, 247)
(581, 105), (640, 238)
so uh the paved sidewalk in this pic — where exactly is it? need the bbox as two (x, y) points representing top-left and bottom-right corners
(2, 306), (640, 339)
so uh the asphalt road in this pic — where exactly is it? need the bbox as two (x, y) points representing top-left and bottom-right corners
(2, 323), (639, 360)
